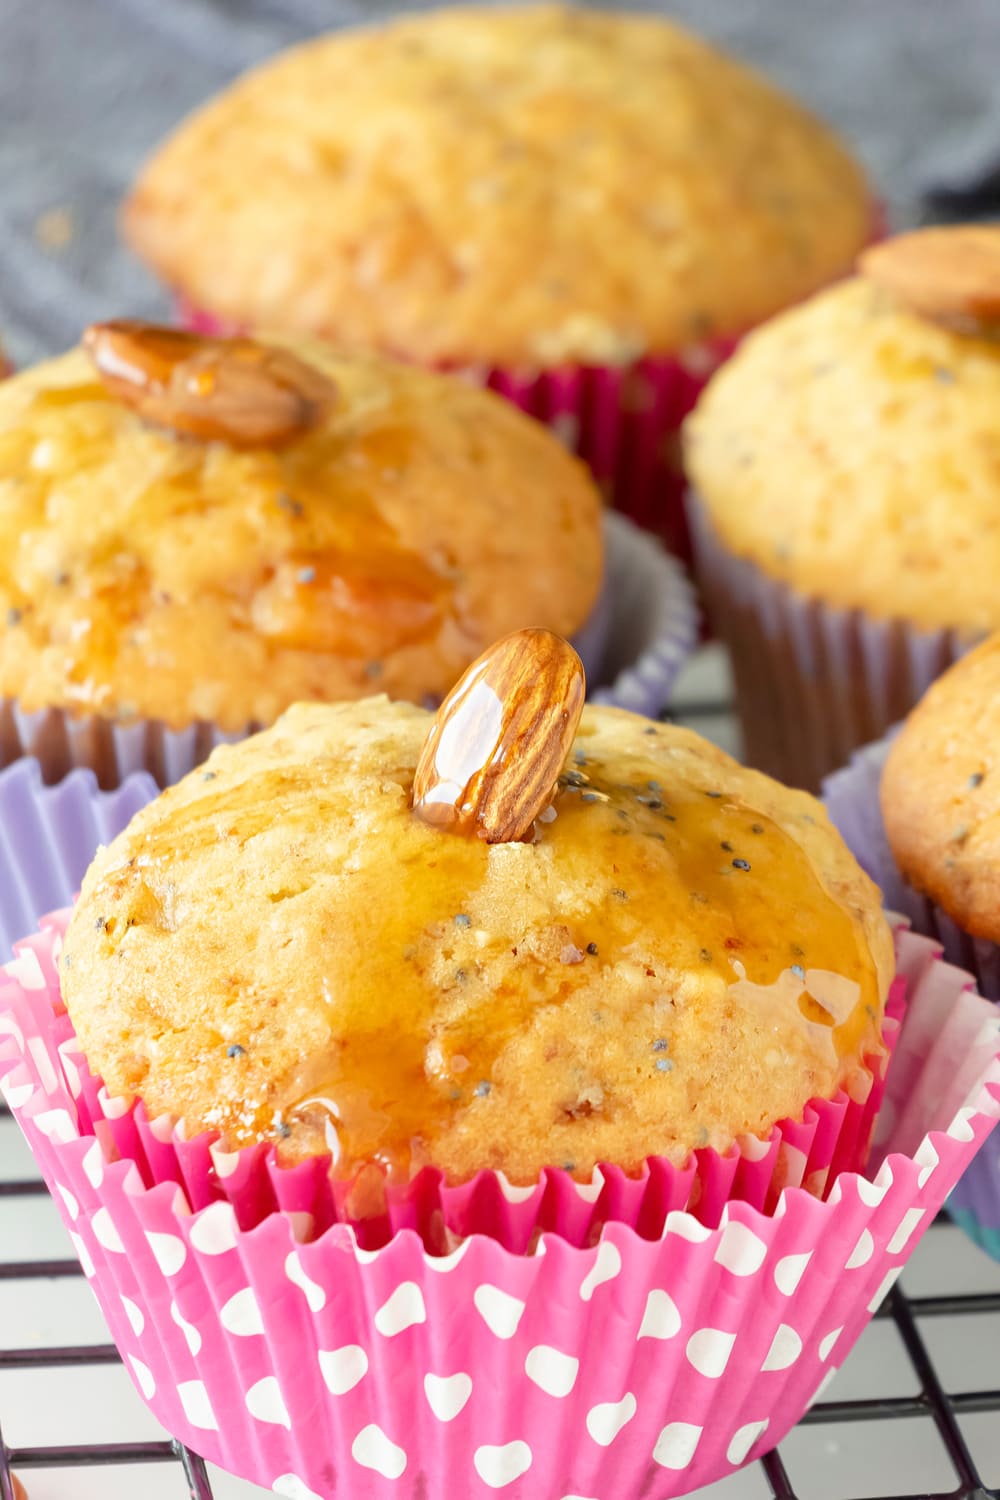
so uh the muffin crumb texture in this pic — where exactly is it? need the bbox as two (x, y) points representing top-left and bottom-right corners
(0, 338), (601, 728)
(882, 635), (1000, 943)
(686, 275), (1000, 635)
(62, 699), (892, 1188)
(125, 5), (870, 366)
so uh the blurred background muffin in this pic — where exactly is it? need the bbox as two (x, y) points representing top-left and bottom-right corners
(0, 321), (605, 786)
(686, 224), (1000, 790)
(824, 635), (1000, 1260)
(123, 4), (873, 554)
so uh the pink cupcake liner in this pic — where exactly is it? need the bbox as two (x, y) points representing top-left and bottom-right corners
(824, 736), (1000, 1258)
(2, 916), (998, 1499)
(689, 497), (976, 791)
(181, 295), (735, 560)
(0, 512), (696, 791)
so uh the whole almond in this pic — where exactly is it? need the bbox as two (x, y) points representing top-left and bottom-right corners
(83, 320), (336, 447)
(858, 226), (1000, 335)
(413, 628), (585, 843)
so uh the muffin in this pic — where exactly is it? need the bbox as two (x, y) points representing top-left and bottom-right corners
(0, 320), (606, 786)
(882, 635), (1000, 961)
(824, 636), (1000, 1260)
(686, 224), (1000, 790)
(60, 644), (893, 1190)
(124, 4), (873, 552)
(4, 633), (999, 1500)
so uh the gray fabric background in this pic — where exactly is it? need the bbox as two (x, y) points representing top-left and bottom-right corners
(1, 0), (998, 366)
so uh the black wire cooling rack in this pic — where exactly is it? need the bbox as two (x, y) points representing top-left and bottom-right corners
(1, 670), (998, 1500)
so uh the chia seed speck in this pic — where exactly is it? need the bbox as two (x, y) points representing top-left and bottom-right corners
(297, 566), (316, 584)
(586, 942), (599, 955)
(454, 913), (471, 927)
(751, 823), (765, 835)
(647, 780), (662, 792)
(720, 840), (733, 852)
(475, 1080), (491, 1097)
(227, 1044), (246, 1058)
(699, 948), (712, 963)
(732, 858), (751, 872)
(644, 726), (658, 735)
(201, 770), (217, 781)
(652, 1038), (669, 1051)
(275, 1122), (292, 1139)
(277, 493), (303, 517)
(791, 964), (805, 981)
(705, 790), (721, 799)
(968, 772), (985, 789)
(655, 1058), (673, 1072)
(581, 792), (600, 803)
(6, 607), (22, 626)
(364, 660), (383, 679)
(611, 888), (628, 901)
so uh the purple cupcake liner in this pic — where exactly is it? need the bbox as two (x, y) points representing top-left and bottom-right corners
(0, 758), (159, 960)
(688, 498), (975, 791)
(0, 513), (696, 792)
(592, 512), (698, 717)
(823, 737), (1000, 1256)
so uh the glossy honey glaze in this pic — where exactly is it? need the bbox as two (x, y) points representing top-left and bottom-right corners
(62, 703), (890, 1188)
(0, 346), (601, 728)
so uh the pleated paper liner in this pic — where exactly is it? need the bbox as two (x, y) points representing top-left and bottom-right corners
(825, 736), (1000, 1261)
(688, 497), (976, 792)
(181, 294), (735, 559)
(0, 511), (697, 791)
(2, 914), (998, 1499)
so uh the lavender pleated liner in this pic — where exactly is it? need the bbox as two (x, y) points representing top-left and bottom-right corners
(688, 498), (976, 792)
(824, 737), (1000, 1257)
(0, 511), (698, 792)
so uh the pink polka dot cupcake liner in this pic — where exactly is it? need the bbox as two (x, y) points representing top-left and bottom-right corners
(1, 911), (998, 1500)
(180, 296), (734, 561)
(689, 498), (974, 791)
(825, 736), (1000, 1261)
(0, 510), (696, 791)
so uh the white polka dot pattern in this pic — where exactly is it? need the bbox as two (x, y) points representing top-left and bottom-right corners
(1, 911), (998, 1499)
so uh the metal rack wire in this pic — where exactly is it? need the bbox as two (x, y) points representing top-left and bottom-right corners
(1, 670), (998, 1500)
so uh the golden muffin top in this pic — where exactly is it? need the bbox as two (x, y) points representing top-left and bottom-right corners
(124, 5), (870, 368)
(62, 654), (892, 1192)
(685, 226), (1000, 635)
(0, 326), (601, 731)
(882, 634), (1000, 944)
